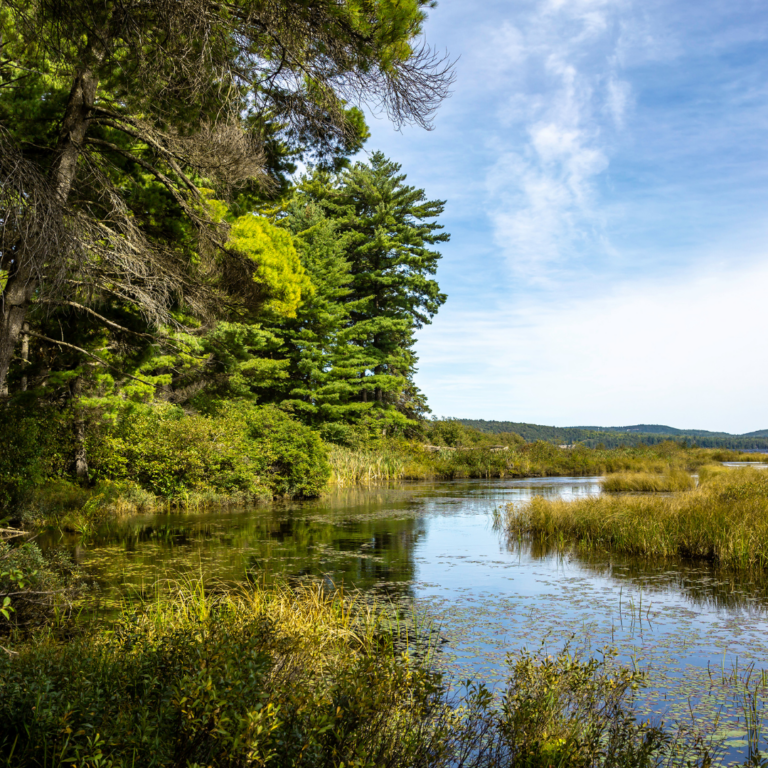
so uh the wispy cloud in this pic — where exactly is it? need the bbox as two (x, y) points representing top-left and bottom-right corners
(483, 0), (631, 282)
(416, 256), (768, 433)
(364, 0), (768, 429)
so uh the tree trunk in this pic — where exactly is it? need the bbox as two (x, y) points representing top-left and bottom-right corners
(20, 322), (28, 392)
(71, 376), (90, 482)
(0, 66), (98, 395)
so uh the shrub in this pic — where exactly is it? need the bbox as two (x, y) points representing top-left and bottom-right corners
(0, 582), (445, 767)
(0, 403), (62, 517)
(0, 540), (79, 630)
(235, 403), (330, 497)
(88, 402), (330, 501)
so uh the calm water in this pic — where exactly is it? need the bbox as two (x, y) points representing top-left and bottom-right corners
(42, 476), (768, 763)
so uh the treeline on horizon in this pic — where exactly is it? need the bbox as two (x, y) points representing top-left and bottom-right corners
(460, 420), (768, 450)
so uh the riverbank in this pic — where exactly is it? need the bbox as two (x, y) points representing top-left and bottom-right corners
(499, 466), (768, 570)
(12, 437), (767, 533)
(326, 439), (764, 487)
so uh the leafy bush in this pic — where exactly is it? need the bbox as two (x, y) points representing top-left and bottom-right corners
(0, 582), (445, 767)
(0, 540), (79, 630)
(88, 402), (329, 501)
(0, 404), (61, 517)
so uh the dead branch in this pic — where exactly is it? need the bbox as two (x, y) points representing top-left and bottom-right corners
(27, 331), (156, 386)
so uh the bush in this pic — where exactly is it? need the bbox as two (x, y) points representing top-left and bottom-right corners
(0, 403), (61, 517)
(0, 582), (445, 767)
(88, 402), (329, 501)
(235, 403), (331, 497)
(0, 540), (79, 630)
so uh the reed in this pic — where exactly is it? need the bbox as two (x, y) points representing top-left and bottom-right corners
(326, 444), (411, 487)
(326, 440), (764, 490)
(601, 469), (695, 492)
(502, 468), (768, 570)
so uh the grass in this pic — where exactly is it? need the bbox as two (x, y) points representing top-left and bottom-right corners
(500, 467), (768, 570)
(327, 440), (768, 489)
(601, 469), (696, 493)
(0, 578), (717, 768)
(326, 444), (410, 487)
(0, 580), (446, 767)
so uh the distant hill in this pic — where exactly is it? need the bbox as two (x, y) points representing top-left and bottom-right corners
(458, 420), (768, 450)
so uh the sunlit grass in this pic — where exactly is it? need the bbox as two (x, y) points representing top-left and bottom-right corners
(602, 469), (695, 492)
(501, 467), (768, 570)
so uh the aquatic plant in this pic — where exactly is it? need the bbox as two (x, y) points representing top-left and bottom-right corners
(502, 467), (768, 570)
(601, 469), (695, 493)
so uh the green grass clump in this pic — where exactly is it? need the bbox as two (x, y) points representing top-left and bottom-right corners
(502, 467), (768, 570)
(601, 469), (695, 493)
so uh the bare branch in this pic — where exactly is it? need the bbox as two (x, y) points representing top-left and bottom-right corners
(27, 331), (156, 386)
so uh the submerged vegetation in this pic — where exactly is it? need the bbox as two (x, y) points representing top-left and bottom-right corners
(501, 467), (768, 571)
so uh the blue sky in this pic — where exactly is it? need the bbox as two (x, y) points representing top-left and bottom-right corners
(359, 0), (768, 433)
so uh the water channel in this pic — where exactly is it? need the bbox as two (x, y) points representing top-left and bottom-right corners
(42, 476), (768, 764)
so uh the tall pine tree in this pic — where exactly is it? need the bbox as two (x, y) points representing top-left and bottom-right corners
(294, 153), (448, 426)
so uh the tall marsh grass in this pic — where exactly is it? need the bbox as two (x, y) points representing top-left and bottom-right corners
(502, 468), (768, 570)
(327, 440), (766, 490)
(326, 444), (410, 487)
(601, 469), (695, 493)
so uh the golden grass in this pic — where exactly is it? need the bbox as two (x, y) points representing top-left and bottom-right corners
(326, 444), (411, 487)
(601, 469), (695, 492)
(502, 467), (768, 570)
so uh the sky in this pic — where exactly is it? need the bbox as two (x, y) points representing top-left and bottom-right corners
(355, 0), (768, 434)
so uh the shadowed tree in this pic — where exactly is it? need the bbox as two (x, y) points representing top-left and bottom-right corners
(0, 0), (454, 395)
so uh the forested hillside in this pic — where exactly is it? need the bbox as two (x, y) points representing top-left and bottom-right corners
(460, 420), (768, 450)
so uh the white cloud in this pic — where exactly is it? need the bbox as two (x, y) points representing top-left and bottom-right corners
(416, 257), (768, 433)
(483, 0), (632, 282)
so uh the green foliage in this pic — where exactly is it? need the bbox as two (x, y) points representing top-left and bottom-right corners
(230, 403), (331, 498)
(490, 646), (668, 768)
(229, 214), (313, 318)
(0, 578), (711, 768)
(0, 540), (78, 630)
(275, 154), (448, 424)
(0, 582), (446, 768)
(87, 403), (329, 501)
(0, 403), (67, 516)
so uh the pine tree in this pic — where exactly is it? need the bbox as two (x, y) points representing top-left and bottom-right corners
(334, 152), (448, 418)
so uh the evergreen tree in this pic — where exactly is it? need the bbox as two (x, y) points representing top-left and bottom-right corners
(0, 0), (454, 395)
(333, 152), (448, 419)
(275, 199), (369, 424)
